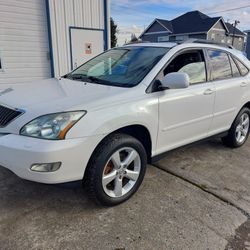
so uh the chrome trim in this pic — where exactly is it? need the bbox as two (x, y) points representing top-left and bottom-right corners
(0, 102), (25, 114)
(0, 103), (25, 128)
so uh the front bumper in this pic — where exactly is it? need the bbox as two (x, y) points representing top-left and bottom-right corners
(0, 134), (104, 184)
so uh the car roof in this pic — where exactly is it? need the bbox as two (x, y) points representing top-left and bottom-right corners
(122, 42), (249, 65)
(122, 41), (243, 56)
(123, 42), (177, 48)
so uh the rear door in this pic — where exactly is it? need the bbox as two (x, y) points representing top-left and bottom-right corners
(207, 49), (249, 135)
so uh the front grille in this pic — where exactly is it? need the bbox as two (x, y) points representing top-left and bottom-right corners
(0, 105), (23, 127)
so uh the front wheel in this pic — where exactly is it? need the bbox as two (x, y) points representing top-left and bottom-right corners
(84, 133), (147, 206)
(222, 107), (250, 148)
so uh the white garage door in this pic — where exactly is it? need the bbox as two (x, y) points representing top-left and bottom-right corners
(0, 0), (51, 84)
(70, 28), (104, 70)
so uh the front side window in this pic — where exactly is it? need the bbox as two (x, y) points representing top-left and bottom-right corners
(163, 50), (207, 85)
(208, 50), (232, 80)
(66, 46), (169, 87)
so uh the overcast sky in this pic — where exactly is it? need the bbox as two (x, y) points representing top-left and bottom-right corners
(110, 0), (250, 46)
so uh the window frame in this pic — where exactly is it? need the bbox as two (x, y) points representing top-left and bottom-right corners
(231, 55), (249, 77)
(205, 48), (249, 81)
(228, 54), (241, 78)
(146, 47), (209, 93)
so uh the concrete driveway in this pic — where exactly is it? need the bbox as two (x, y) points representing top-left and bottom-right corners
(1, 139), (250, 250)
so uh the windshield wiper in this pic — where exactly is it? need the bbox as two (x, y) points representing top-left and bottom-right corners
(87, 76), (108, 84)
(64, 74), (131, 87)
(67, 74), (110, 85)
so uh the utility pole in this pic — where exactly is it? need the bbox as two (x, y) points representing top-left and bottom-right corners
(232, 20), (240, 46)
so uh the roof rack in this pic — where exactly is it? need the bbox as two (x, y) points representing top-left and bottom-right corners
(182, 39), (234, 49)
(124, 40), (151, 45)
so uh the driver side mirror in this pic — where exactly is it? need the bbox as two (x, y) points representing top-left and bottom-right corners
(161, 72), (190, 89)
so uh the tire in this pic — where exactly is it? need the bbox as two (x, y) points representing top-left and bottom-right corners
(222, 107), (250, 148)
(84, 133), (147, 206)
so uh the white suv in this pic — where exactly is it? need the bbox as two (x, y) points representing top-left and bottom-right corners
(0, 41), (250, 206)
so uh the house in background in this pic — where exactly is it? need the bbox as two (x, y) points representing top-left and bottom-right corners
(140, 11), (246, 51)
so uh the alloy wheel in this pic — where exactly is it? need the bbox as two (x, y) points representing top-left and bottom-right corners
(235, 113), (249, 144)
(102, 147), (141, 198)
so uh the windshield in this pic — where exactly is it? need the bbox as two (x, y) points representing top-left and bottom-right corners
(66, 46), (169, 87)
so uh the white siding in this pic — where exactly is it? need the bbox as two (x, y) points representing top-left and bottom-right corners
(0, 0), (51, 84)
(48, 0), (107, 77)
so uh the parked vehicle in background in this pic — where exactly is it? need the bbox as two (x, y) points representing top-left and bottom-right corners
(0, 40), (250, 206)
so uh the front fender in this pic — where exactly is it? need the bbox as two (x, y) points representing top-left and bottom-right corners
(66, 96), (159, 154)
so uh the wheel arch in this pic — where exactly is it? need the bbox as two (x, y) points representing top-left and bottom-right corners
(113, 125), (152, 162)
(86, 124), (153, 170)
(242, 101), (250, 110)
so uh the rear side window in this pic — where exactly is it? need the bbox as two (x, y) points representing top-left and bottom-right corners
(233, 57), (249, 76)
(208, 50), (232, 80)
(229, 55), (241, 77)
(163, 50), (206, 85)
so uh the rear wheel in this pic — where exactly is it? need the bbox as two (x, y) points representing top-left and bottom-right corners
(84, 133), (147, 206)
(222, 107), (250, 148)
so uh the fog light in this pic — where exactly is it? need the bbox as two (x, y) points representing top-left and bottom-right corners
(30, 162), (61, 172)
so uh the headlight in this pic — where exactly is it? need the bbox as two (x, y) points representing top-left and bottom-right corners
(20, 111), (86, 140)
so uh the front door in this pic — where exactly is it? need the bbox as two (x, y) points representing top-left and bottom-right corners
(70, 28), (104, 70)
(156, 49), (215, 154)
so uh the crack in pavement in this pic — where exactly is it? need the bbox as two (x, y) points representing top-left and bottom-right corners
(152, 164), (250, 250)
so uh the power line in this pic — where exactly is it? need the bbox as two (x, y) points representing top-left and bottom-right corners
(206, 4), (250, 15)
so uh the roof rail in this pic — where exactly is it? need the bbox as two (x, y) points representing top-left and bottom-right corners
(124, 40), (151, 45)
(182, 39), (234, 49)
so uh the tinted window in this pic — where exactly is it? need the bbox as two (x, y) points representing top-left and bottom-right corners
(229, 55), (241, 77)
(234, 57), (249, 76)
(208, 50), (232, 80)
(67, 47), (169, 87)
(164, 50), (206, 84)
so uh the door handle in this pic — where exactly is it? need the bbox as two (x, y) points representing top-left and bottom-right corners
(240, 82), (248, 87)
(203, 89), (214, 95)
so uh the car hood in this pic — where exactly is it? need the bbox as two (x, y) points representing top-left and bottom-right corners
(0, 78), (136, 114)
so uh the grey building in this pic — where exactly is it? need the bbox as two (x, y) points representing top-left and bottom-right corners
(140, 11), (246, 51)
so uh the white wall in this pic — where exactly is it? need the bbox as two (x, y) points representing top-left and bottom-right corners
(0, 0), (51, 84)
(48, 0), (109, 78)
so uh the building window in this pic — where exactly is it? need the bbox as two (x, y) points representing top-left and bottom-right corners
(175, 35), (188, 41)
(239, 37), (242, 42)
(227, 38), (232, 44)
(211, 33), (215, 40)
(158, 36), (169, 42)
